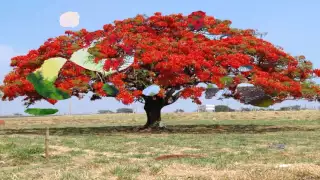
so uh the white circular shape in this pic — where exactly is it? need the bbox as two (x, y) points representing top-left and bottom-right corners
(142, 85), (161, 96)
(59, 11), (80, 28)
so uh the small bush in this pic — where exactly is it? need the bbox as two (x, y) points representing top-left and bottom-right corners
(175, 109), (184, 113)
(98, 110), (114, 114)
(215, 105), (235, 112)
(116, 108), (133, 113)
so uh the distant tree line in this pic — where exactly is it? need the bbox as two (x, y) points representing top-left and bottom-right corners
(97, 110), (114, 114)
(279, 105), (301, 111)
(240, 105), (303, 111)
(98, 108), (134, 114)
(97, 105), (314, 114)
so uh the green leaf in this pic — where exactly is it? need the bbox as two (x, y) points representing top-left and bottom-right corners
(207, 84), (214, 88)
(102, 83), (119, 96)
(25, 108), (58, 116)
(27, 72), (71, 100)
(26, 57), (70, 100)
(220, 76), (233, 85)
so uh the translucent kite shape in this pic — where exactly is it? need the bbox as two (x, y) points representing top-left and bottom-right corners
(70, 48), (109, 74)
(142, 84), (160, 96)
(69, 47), (134, 75)
(25, 108), (59, 116)
(119, 55), (135, 71)
(26, 57), (71, 100)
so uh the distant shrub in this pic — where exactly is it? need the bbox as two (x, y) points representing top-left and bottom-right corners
(241, 107), (251, 112)
(13, 113), (23, 116)
(175, 109), (184, 113)
(98, 110), (114, 114)
(116, 108), (133, 113)
(279, 105), (301, 111)
(215, 105), (235, 112)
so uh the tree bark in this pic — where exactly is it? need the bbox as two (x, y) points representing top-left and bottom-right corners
(142, 96), (165, 129)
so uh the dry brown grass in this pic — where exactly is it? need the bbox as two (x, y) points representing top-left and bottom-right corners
(1, 132), (320, 179)
(1, 110), (320, 179)
(1, 110), (319, 129)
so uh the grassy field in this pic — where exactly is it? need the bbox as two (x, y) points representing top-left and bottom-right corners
(0, 110), (320, 180)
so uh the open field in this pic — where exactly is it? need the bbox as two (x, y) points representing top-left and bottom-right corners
(1, 110), (320, 129)
(0, 110), (320, 180)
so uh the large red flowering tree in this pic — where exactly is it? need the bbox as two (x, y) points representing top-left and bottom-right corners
(1, 11), (320, 129)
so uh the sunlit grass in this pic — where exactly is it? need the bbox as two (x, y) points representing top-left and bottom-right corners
(0, 111), (320, 179)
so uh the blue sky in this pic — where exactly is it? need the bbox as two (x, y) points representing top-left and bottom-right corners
(0, 0), (319, 115)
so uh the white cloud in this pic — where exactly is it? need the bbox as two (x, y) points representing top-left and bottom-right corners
(59, 11), (80, 28)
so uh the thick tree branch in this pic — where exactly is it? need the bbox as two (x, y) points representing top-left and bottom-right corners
(164, 87), (176, 103)
(165, 91), (181, 106)
(137, 97), (145, 104)
(96, 72), (106, 83)
(165, 87), (176, 97)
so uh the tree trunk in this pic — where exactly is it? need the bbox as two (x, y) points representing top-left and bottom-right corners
(142, 96), (165, 129)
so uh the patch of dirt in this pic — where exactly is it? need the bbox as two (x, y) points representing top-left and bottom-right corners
(50, 145), (74, 156)
(163, 164), (240, 178)
(49, 145), (120, 158)
(125, 141), (138, 145)
(129, 158), (150, 162)
(155, 154), (206, 161)
(218, 148), (236, 153)
(164, 146), (200, 154)
(178, 147), (200, 152)
(144, 146), (166, 154)
(287, 163), (320, 175)
(162, 163), (320, 180)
